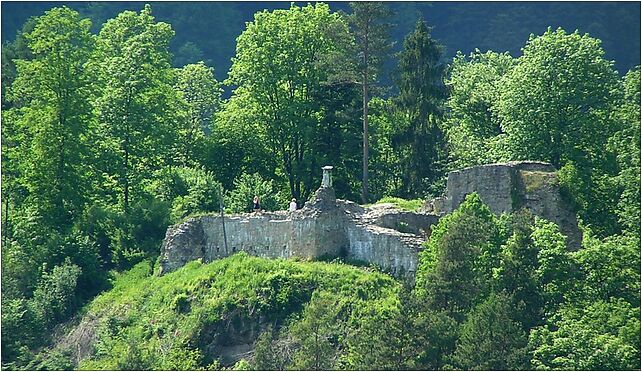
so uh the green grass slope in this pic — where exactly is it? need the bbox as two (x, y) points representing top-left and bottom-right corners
(43, 253), (400, 370)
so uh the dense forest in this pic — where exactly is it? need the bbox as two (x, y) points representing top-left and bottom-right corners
(2, 2), (641, 81)
(1, 2), (640, 370)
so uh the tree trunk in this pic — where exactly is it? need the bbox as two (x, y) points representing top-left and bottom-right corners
(361, 32), (370, 204)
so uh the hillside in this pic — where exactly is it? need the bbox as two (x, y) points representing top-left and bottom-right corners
(28, 253), (402, 370)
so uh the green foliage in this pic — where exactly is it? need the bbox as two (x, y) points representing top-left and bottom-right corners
(529, 298), (640, 370)
(227, 3), (355, 203)
(345, 287), (458, 370)
(445, 50), (515, 168)
(205, 96), (277, 191)
(374, 196), (424, 212)
(445, 27), (633, 238)
(347, 2), (394, 83)
(366, 97), (405, 199)
(175, 62), (222, 165)
(393, 20), (448, 197)
(532, 218), (578, 311)
(289, 290), (345, 370)
(608, 66), (641, 235)
(6, 7), (95, 228)
(226, 173), (285, 213)
(494, 210), (544, 330)
(71, 254), (400, 370)
(415, 193), (501, 320)
(347, 1), (394, 203)
(107, 197), (171, 269)
(30, 261), (82, 328)
(498, 27), (619, 169)
(573, 233), (640, 306)
(90, 4), (179, 212)
(3, 4), (641, 371)
(497, 28), (622, 237)
(450, 293), (529, 370)
(1, 261), (82, 366)
(252, 326), (282, 370)
(146, 166), (222, 222)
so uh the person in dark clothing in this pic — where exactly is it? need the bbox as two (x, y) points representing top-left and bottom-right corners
(252, 195), (261, 212)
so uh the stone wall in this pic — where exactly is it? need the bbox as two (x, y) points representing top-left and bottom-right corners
(159, 186), (433, 278)
(439, 161), (581, 249)
(159, 161), (582, 279)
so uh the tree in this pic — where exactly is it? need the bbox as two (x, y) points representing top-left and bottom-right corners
(227, 3), (355, 203)
(444, 50), (515, 168)
(608, 67), (641, 236)
(91, 4), (178, 213)
(494, 210), (544, 330)
(225, 173), (285, 213)
(529, 298), (640, 370)
(175, 62), (222, 165)
(146, 166), (223, 222)
(347, 2), (394, 203)
(415, 193), (502, 320)
(394, 20), (448, 197)
(573, 233), (640, 306)
(532, 218), (579, 312)
(346, 288), (458, 370)
(450, 293), (529, 370)
(497, 28), (622, 237)
(366, 97), (405, 199)
(6, 7), (95, 228)
(289, 290), (345, 370)
(29, 260), (82, 328)
(498, 27), (620, 169)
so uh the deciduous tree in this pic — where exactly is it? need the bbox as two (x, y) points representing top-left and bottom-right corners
(7, 7), (94, 228)
(227, 3), (355, 203)
(91, 5), (179, 213)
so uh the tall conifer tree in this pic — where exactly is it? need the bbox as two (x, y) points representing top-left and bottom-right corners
(348, 2), (393, 203)
(394, 20), (447, 197)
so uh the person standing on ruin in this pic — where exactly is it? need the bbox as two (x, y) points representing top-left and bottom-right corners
(253, 195), (261, 212)
(289, 198), (297, 211)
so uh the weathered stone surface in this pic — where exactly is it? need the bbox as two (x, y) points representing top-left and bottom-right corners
(159, 186), (434, 279)
(437, 161), (581, 249)
(159, 161), (582, 279)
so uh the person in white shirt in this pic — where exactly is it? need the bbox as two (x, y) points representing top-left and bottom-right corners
(289, 198), (297, 212)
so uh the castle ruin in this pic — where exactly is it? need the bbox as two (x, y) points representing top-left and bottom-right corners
(159, 161), (581, 279)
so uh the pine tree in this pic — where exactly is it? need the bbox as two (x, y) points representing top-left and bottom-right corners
(348, 2), (393, 203)
(394, 20), (448, 197)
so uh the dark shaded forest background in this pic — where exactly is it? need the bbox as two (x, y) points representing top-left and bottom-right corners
(3, 1), (640, 84)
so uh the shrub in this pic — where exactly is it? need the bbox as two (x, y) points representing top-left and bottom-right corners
(226, 173), (286, 213)
(146, 166), (223, 222)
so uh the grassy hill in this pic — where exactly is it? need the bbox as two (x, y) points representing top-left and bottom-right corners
(32, 253), (400, 370)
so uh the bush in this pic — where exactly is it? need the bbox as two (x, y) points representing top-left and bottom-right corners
(146, 166), (222, 222)
(109, 196), (172, 270)
(226, 173), (286, 213)
(29, 260), (82, 328)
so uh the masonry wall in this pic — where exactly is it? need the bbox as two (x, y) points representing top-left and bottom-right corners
(443, 161), (581, 249)
(159, 161), (582, 279)
(159, 210), (346, 274)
